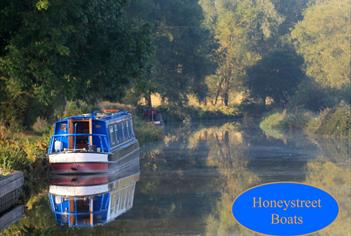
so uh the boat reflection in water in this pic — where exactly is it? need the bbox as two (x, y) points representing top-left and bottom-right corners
(48, 159), (139, 227)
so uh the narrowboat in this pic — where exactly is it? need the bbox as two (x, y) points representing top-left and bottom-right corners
(48, 166), (139, 227)
(47, 110), (139, 173)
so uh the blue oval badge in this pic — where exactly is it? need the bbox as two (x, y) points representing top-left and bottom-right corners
(232, 182), (338, 235)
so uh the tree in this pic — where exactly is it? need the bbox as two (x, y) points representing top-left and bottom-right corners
(245, 49), (305, 105)
(128, 0), (214, 106)
(0, 0), (152, 126)
(272, 0), (309, 35)
(200, 0), (283, 106)
(290, 0), (351, 89)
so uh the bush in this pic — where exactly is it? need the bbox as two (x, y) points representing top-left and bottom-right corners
(0, 124), (48, 172)
(306, 103), (351, 138)
(32, 117), (50, 134)
(133, 117), (163, 144)
(259, 109), (315, 139)
(62, 100), (94, 117)
(288, 80), (335, 111)
(0, 143), (30, 171)
(281, 110), (314, 130)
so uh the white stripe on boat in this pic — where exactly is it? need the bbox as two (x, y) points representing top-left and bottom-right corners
(49, 153), (108, 163)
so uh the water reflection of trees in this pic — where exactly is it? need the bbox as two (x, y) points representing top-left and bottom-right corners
(186, 123), (260, 235)
(202, 126), (350, 235)
(1, 125), (349, 235)
(305, 137), (350, 236)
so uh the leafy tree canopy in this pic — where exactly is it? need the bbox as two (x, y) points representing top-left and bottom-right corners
(245, 49), (305, 105)
(0, 0), (152, 126)
(291, 0), (351, 89)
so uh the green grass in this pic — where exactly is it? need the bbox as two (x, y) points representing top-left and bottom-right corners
(133, 117), (163, 144)
(259, 109), (313, 139)
(259, 104), (351, 139)
(157, 104), (240, 123)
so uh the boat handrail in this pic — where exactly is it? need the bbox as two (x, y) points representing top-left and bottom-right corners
(48, 133), (109, 155)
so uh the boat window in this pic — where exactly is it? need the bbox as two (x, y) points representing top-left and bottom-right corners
(114, 124), (119, 144)
(121, 121), (125, 141)
(109, 125), (116, 146)
(59, 123), (67, 131)
(126, 120), (131, 138)
(125, 120), (129, 139)
(117, 123), (123, 142)
(128, 119), (134, 137)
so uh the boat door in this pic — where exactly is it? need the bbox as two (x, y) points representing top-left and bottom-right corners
(68, 119), (93, 150)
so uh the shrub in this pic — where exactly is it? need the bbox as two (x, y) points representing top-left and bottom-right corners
(0, 142), (30, 171)
(288, 80), (335, 111)
(62, 100), (93, 117)
(306, 103), (351, 138)
(259, 109), (315, 139)
(133, 117), (163, 144)
(0, 124), (48, 172)
(32, 117), (50, 134)
(281, 110), (314, 130)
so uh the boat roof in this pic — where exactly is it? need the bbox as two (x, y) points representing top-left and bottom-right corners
(55, 110), (131, 123)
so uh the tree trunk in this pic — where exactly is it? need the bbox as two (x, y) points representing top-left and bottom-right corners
(224, 91), (229, 106)
(214, 77), (225, 105)
(223, 77), (230, 106)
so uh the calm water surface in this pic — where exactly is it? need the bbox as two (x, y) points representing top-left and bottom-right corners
(1, 121), (350, 235)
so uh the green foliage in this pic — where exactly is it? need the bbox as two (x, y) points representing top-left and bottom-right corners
(200, 0), (283, 106)
(62, 100), (91, 117)
(291, 0), (351, 89)
(134, 117), (163, 144)
(32, 117), (49, 134)
(281, 110), (313, 130)
(0, 124), (48, 171)
(0, 0), (152, 127)
(246, 49), (305, 105)
(128, 0), (214, 105)
(306, 103), (351, 138)
(272, 0), (309, 35)
(288, 80), (335, 111)
(259, 109), (314, 139)
(260, 104), (351, 139)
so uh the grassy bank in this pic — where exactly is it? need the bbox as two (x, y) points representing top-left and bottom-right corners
(0, 125), (50, 197)
(133, 117), (163, 144)
(156, 104), (240, 123)
(259, 103), (351, 139)
(0, 102), (163, 175)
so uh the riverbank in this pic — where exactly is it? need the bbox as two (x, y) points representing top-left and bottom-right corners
(0, 98), (242, 175)
(259, 103), (351, 139)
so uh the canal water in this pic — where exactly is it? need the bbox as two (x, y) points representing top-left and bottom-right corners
(1, 121), (350, 235)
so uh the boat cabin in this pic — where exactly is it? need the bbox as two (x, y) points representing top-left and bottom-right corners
(48, 110), (135, 155)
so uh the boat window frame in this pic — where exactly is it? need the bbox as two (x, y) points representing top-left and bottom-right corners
(107, 116), (135, 151)
(113, 123), (119, 144)
(126, 119), (130, 138)
(128, 119), (134, 137)
(109, 125), (116, 146)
